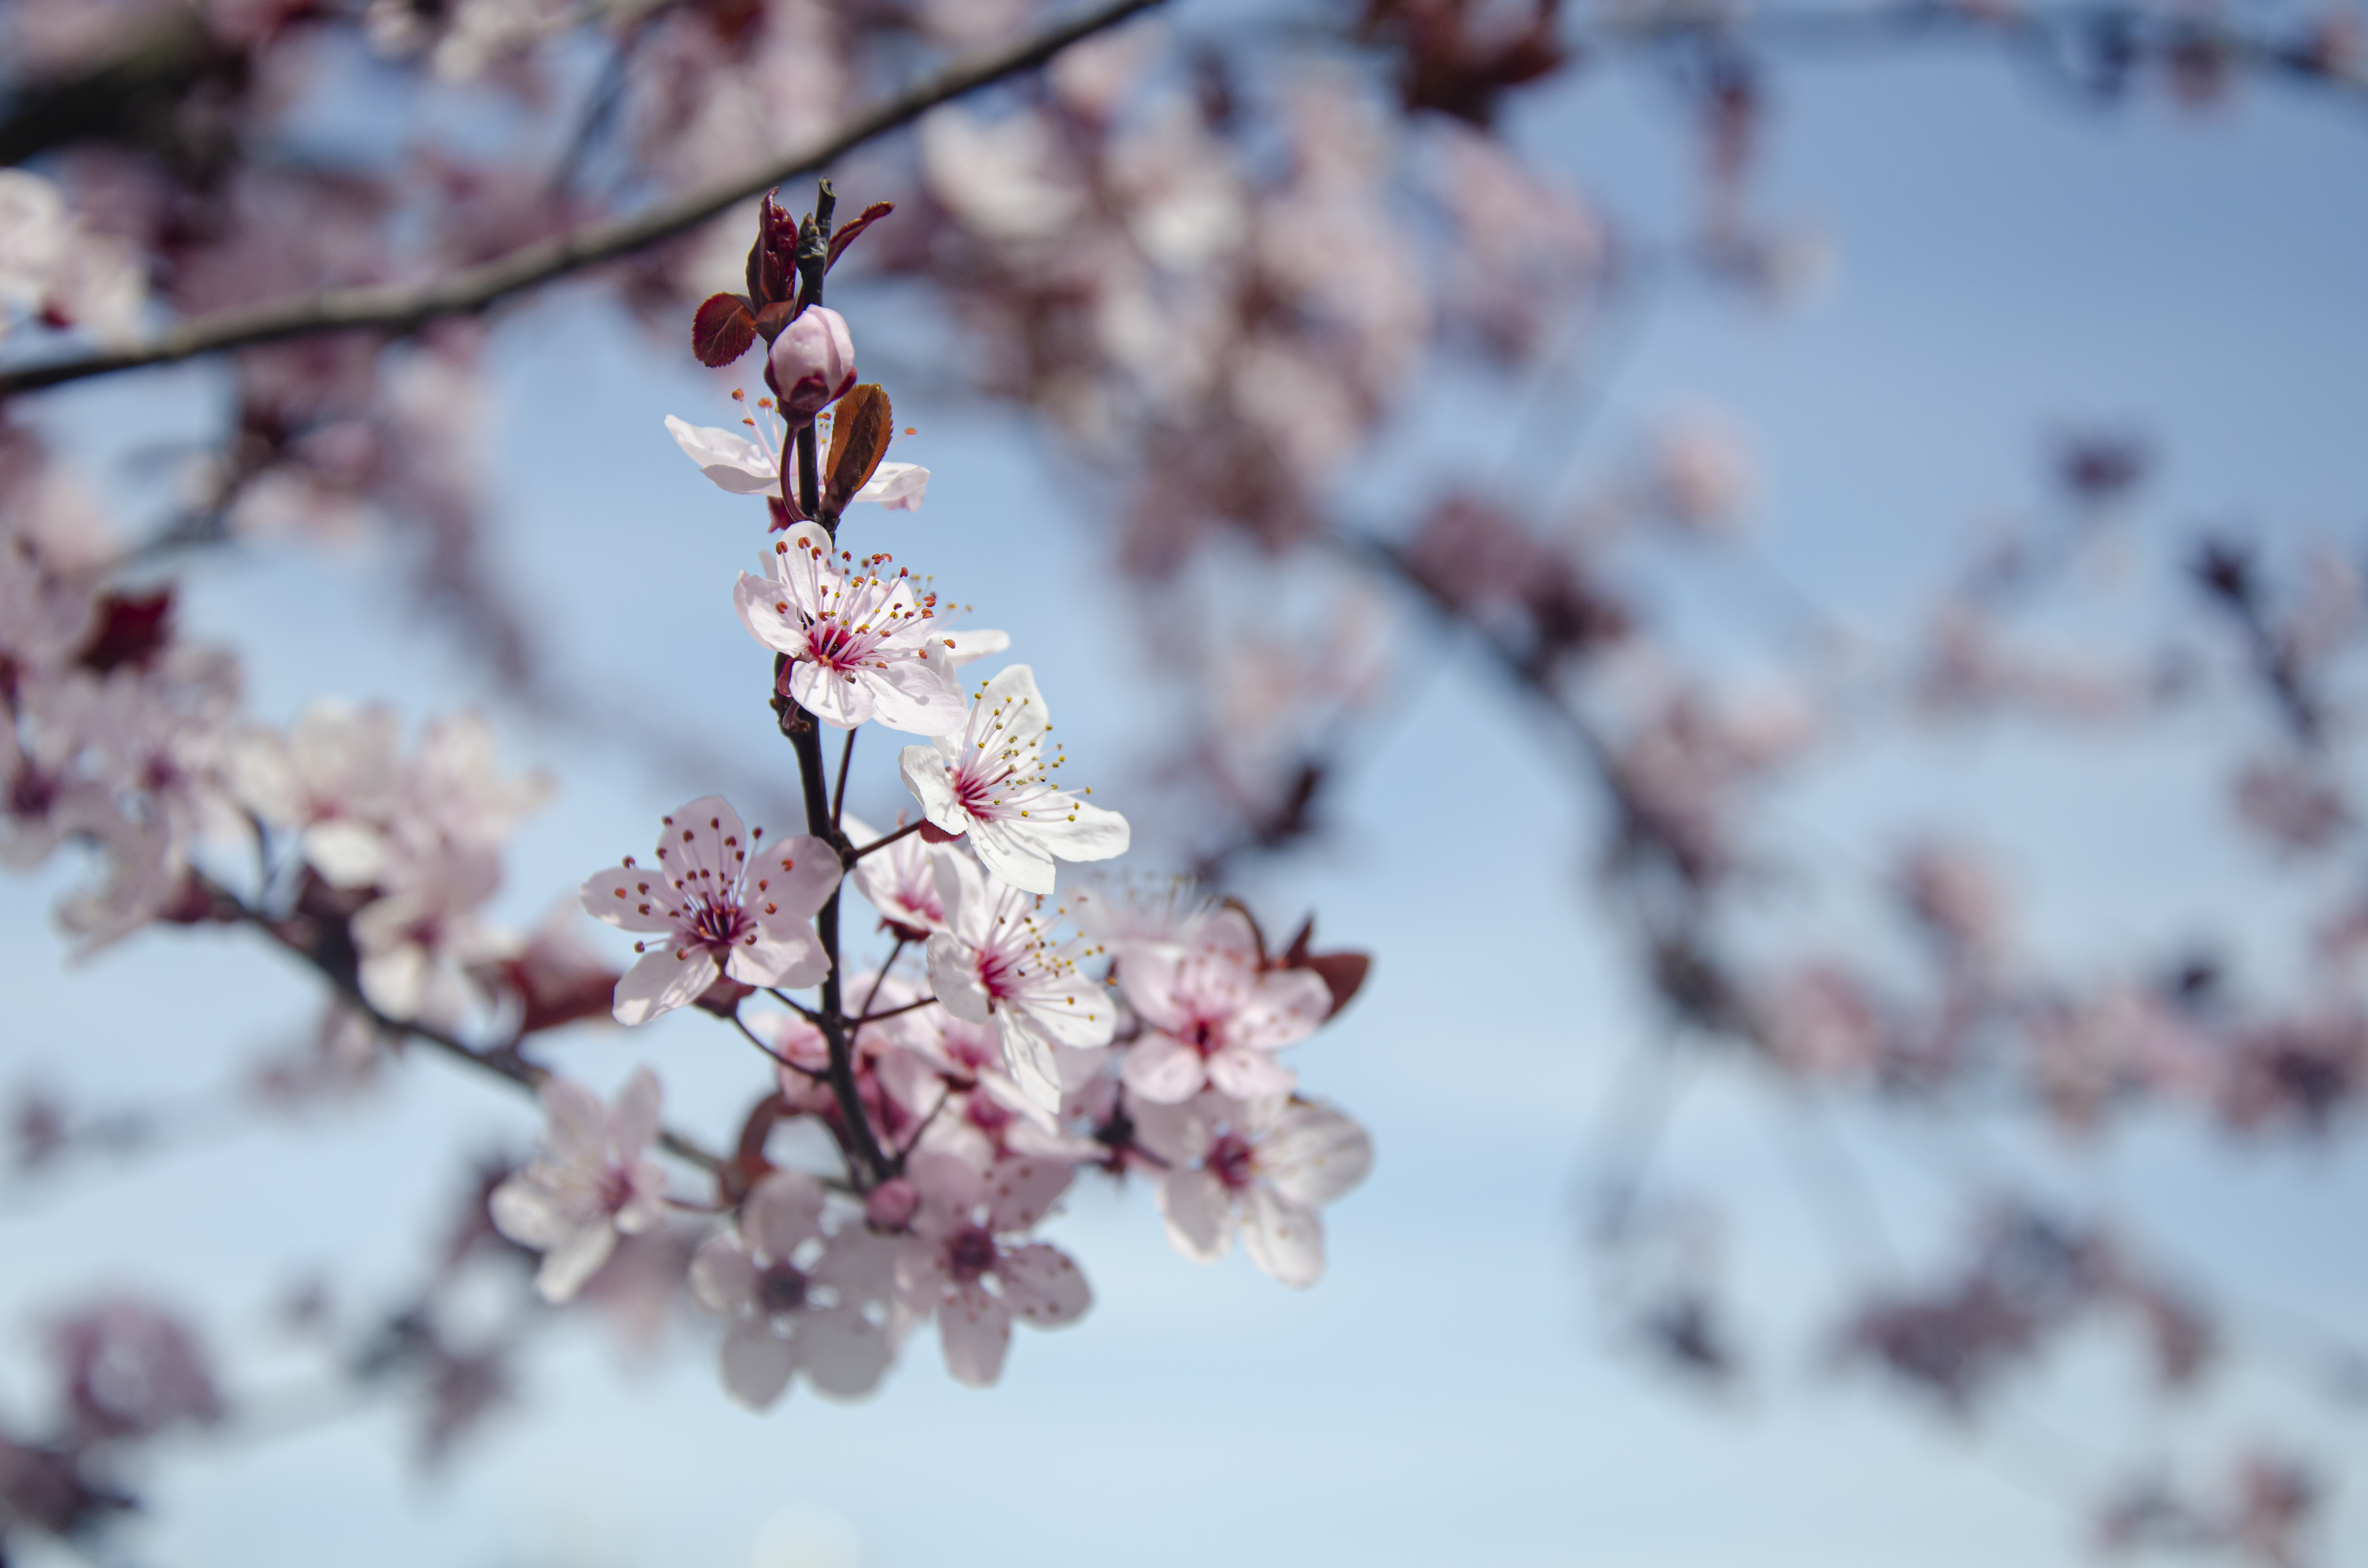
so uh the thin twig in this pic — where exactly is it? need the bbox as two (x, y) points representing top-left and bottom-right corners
(845, 817), (925, 862)
(0, 0), (1168, 398)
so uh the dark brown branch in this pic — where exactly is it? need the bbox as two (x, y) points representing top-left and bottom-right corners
(0, 0), (1167, 398)
(203, 873), (723, 1176)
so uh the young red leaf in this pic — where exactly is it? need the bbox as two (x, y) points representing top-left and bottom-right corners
(691, 293), (756, 367)
(825, 201), (895, 270)
(823, 383), (893, 513)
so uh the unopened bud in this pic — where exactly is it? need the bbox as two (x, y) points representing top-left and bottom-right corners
(764, 306), (856, 423)
(865, 1177), (919, 1230)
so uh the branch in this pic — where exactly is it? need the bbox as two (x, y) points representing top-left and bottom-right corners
(204, 874), (724, 1176)
(0, 0), (1167, 398)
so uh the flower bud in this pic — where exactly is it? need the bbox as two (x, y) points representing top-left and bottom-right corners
(865, 1177), (919, 1230)
(764, 306), (856, 423)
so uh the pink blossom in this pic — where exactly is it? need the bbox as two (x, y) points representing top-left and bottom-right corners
(897, 664), (1130, 894)
(688, 1169), (894, 1408)
(842, 811), (960, 939)
(765, 306), (857, 422)
(733, 523), (969, 734)
(894, 991), (1106, 1154)
(664, 412), (931, 512)
(490, 1070), (669, 1304)
(1133, 1094), (1372, 1288)
(1118, 907), (1331, 1105)
(924, 852), (1116, 1115)
(580, 795), (838, 1025)
(893, 1151), (1090, 1386)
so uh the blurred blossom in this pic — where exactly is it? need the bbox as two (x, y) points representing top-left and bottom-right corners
(49, 1299), (223, 1443)
(1639, 410), (1755, 537)
(2232, 756), (2351, 853)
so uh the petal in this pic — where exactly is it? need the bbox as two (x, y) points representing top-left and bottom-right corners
(719, 1318), (798, 1409)
(690, 1233), (758, 1315)
(489, 1177), (567, 1250)
(541, 1078), (610, 1166)
(1022, 798), (1130, 865)
(666, 415), (778, 495)
(925, 931), (992, 1025)
(581, 861), (683, 933)
(734, 571), (812, 658)
(608, 1066), (662, 1156)
(865, 645), (969, 736)
(613, 946), (717, 1026)
(747, 833), (843, 925)
(799, 1309), (893, 1399)
(997, 1243), (1091, 1325)
(938, 628), (1009, 668)
(1207, 1045), (1296, 1102)
(534, 1222), (619, 1303)
(898, 745), (966, 836)
(745, 1169), (826, 1262)
(785, 656), (876, 731)
(905, 1149), (986, 1223)
(727, 928), (829, 990)
(1260, 1102), (1375, 1207)
(968, 821), (1056, 896)
(982, 1155), (1072, 1233)
(1233, 968), (1334, 1051)
(990, 1009), (1066, 1120)
(1242, 1188), (1325, 1288)
(937, 1285), (1011, 1387)
(853, 460), (929, 510)
(1121, 1033), (1208, 1104)
(1156, 1170), (1233, 1263)
(304, 820), (389, 886)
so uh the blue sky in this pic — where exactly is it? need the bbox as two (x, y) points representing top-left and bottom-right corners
(5, 17), (2368, 1568)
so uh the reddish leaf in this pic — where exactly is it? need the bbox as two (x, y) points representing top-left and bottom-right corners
(76, 589), (173, 674)
(752, 298), (799, 343)
(691, 292), (755, 367)
(1279, 914), (1370, 1018)
(825, 201), (895, 270)
(823, 383), (893, 513)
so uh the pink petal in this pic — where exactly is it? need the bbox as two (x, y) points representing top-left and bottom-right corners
(982, 1156), (1071, 1233)
(1121, 1032), (1208, 1104)
(720, 1318), (797, 1409)
(1242, 1188), (1324, 1289)
(1207, 1045), (1296, 1102)
(613, 946), (717, 1026)
(799, 1309), (893, 1399)
(936, 1283), (1011, 1387)
(745, 1169), (825, 1262)
(690, 1233), (758, 1315)
(534, 1223), (619, 1303)
(997, 1242), (1091, 1325)
(1157, 1170), (1233, 1263)
(609, 1067), (662, 1157)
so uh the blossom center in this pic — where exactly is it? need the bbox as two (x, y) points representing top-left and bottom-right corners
(1206, 1133), (1257, 1191)
(755, 1261), (810, 1315)
(946, 1225), (999, 1283)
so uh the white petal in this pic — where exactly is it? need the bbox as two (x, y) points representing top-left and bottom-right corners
(898, 745), (966, 835)
(853, 460), (929, 510)
(719, 1319), (798, 1409)
(613, 946), (717, 1026)
(938, 628), (1009, 668)
(1156, 1170), (1233, 1263)
(1261, 1102), (1375, 1207)
(581, 861), (683, 934)
(690, 1233), (758, 1315)
(727, 928), (829, 990)
(968, 820), (1056, 896)
(1206, 1045), (1295, 1102)
(925, 931), (992, 1024)
(745, 1169), (826, 1261)
(1121, 1032), (1207, 1104)
(799, 1310), (893, 1399)
(666, 415), (778, 495)
(534, 1223), (619, 1303)
(733, 571), (813, 659)
(1023, 797), (1130, 864)
(1242, 1188), (1325, 1288)
(609, 1066), (662, 1156)
(937, 1284), (1011, 1387)
(489, 1177), (567, 1250)
(998, 1243), (1091, 1325)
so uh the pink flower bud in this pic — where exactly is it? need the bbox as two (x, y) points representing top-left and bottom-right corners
(764, 306), (856, 423)
(865, 1177), (919, 1230)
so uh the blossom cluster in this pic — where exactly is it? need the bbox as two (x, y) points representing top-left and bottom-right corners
(486, 194), (1372, 1406)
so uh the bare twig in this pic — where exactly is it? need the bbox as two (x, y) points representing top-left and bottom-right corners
(0, 0), (1167, 398)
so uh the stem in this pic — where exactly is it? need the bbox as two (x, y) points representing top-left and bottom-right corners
(0, 0), (1174, 397)
(846, 817), (925, 862)
(832, 723), (857, 831)
(853, 994), (938, 1027)
(853, 937), (908, 1031)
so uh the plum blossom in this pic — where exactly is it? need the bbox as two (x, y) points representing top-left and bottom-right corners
(1134, 1094), (1372, 1288)
(842, 811), (958, 939)
(766, 306), (857, 421)
(894, 991), (1106, 1153)
(898, 664), (1130, 894)
(1118, 907), (1332, 1105)
(734, 524), (972, 733)
(580, 796), (837, 1025)
(894, 1151), (1090, 1386)
(688, 1169), (894, 1408)
(925, 852), (1116, 1115)
(664, 411), (931, 512)
(490, 1070), (669, 1303)
(228, 700), (406, 884)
